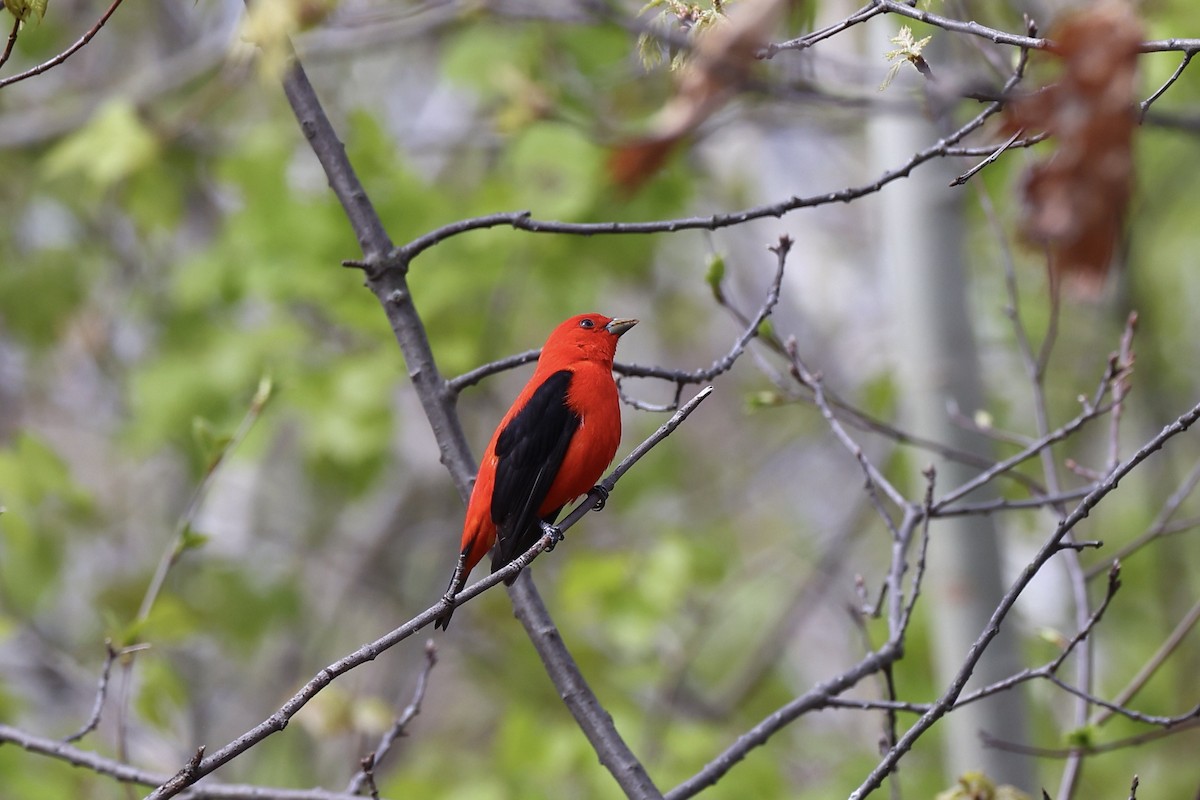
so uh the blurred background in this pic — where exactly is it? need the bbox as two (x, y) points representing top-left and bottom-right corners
(1, 0), (1198, 797)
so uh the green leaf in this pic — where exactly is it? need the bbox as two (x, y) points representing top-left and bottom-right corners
(3, 0), (46, 23)
(43, 101), (160, 189)
(705, 252), (726, 301)
(251, 374), (275, 413)
(190, 416), (231, 471)
(176, 524), (210, 555)
(503, 123), (601, 219)
(1064, 725), (1097, 749)
(441, 25), (540, 96)
(137, 592), (200, 643)
(745, 389), (785, 410)
(135, 655), (189, 729)
(0, 434), (91, 613)
(0, 247), (89, 347)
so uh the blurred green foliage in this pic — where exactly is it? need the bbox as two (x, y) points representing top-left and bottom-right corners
(1, 0), (1199, 799)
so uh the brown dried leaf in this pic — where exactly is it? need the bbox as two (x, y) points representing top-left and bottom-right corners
(609, 0), (794, 192)
(1005, 2), (1143, 294)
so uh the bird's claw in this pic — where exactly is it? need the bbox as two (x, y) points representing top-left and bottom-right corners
(540, 521), (565, 551)
(591, 485), (610, 511)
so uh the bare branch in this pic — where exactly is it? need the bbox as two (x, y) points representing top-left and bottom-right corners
(617, 236), (790, 411)
(848, 397), (1200, 799)
(137, 378), (273, 627)
(763, 2), (885, 56)
(0, 723), (360, 800)
(898, 471), (934, 639)
(664, 645), (900, 800)
(931, 397), (1113, 512)
(346, 640), (438, 795)
(950, 128), (1024, 187)
(0, 15), (19, 72)
(448, 349), (541, 394)
(787, 338), (908, 514)
(450, 239), (788, 411)
(932, 488), (1092, 517)
(982, 715), (1200, 758)
(511, 574), (664, 800)
(1046, 677), (1200, 728)
(1090, 596), (1200, 727)
(1086, 454), (1200, 580)
(62, 641), (150, 744)
(389, 72), (1020, 264)
(1141, 51), (1195, 119)
(874, 0), (1042, 48)
(0, 0), (127, 90)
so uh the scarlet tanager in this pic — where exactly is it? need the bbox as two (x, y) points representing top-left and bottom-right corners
(434, 313), (638, 630)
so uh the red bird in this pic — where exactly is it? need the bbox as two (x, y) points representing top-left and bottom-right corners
(434, 313), (637, 630)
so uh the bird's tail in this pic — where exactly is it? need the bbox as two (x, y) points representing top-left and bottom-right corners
(433, 549), (470, 630)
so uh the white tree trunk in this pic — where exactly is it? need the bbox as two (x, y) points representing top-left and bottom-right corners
(869, 28), (1032, 790)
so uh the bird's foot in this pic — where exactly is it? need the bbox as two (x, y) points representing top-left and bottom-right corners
(540, 520), (565, 551)
(591, 485), (610, 511)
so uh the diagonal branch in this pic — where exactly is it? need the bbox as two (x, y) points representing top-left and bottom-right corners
(346, 640), (438, 796)
(663, 645), (901, 800)
(848, 397), (1200, 800)
(0, 0), (127, 90)
(0, 722), (359, 800)
(0, 15), (19, 72)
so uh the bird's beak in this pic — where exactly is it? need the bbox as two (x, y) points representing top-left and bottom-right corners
(605, 318), (638, 337)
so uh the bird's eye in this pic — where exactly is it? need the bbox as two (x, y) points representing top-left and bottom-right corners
(579, 318), (595, 329)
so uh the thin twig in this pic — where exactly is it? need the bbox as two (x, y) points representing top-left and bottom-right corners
(950, 128), (1024, 187)
(1046, 678), (1200, 728)
(848, 397), (1200, 800)
(932, 487), (1092, 517)
(0, 0), (127, 90)
(787, 340), (907, 515)
(62, 641), (149, 744)
(1107, 313), (1138, 473)
(385, 67), (1026, 267)
(1087, 456), (1200, 579)
(874, 0), (1047, 49)
(451, 240), (789, 409)
(982, 716), (1200, 759)
(624, 236), (790, 411)
(931, 396), (1113, 512)
(1140, 51), (1195, 120)
(447, 349), (540, 394)
(1090, 596), (1200, 727)
(346, 640), (438, 795)
(136, 378), (273, 626)
(0, 723), (360, 800)
(663, 645), (901, 800)
(898, 472), (934, 639)
(944, 133), (1048, 158)
(763, 2), (885, 57)
(0, 15), (20, 72)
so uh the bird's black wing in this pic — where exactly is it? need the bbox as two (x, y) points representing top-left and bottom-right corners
(490, 369), (579, 576)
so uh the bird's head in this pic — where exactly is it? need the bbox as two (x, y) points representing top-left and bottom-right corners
(542, 313), (638, 367)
